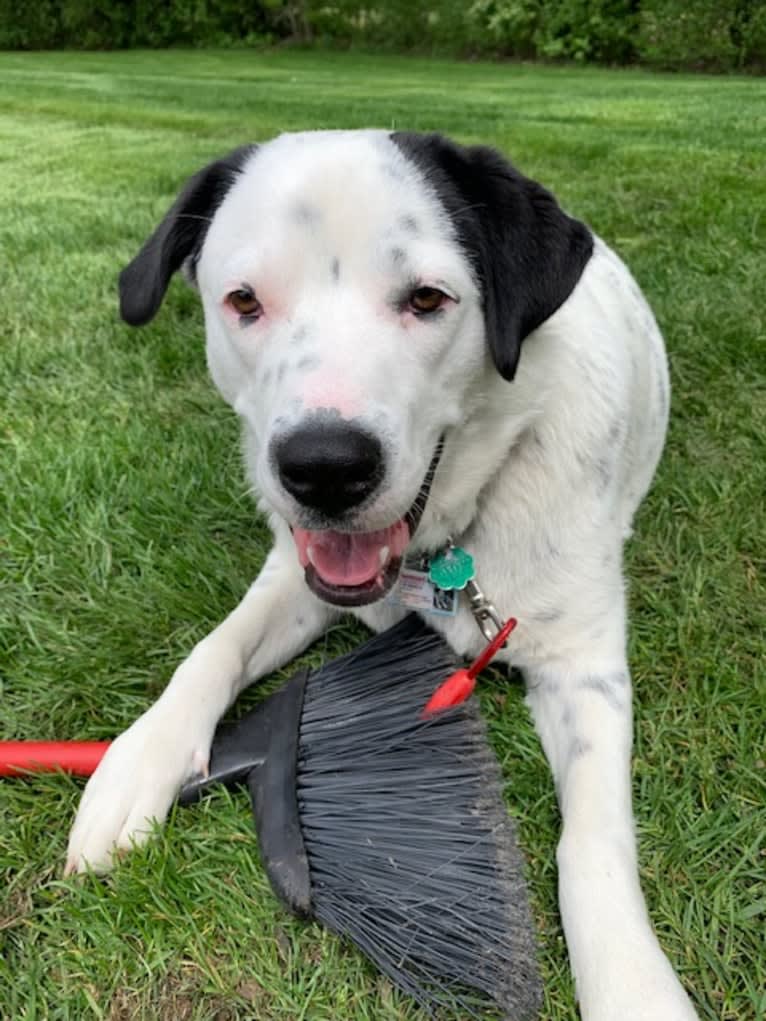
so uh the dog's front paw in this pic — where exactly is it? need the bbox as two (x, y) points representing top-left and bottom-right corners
(65, 705), (209, 875)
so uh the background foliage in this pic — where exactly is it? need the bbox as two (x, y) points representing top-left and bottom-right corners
(0, 0), (765, 70)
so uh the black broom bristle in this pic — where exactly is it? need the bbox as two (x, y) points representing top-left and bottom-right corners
(296, 615), (542, 1019)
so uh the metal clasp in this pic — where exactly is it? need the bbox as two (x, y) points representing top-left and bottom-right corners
(464, 578), (506, 643)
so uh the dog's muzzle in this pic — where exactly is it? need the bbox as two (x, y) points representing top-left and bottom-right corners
(291, 439), (444, 607)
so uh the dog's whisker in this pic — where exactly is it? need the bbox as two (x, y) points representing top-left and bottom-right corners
(449, 201), (488, 218)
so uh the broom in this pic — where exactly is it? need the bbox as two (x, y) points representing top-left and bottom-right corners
(1, 615), (542, 1019)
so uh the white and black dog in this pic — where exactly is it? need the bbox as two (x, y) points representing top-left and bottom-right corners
(66, 131), (698, 1020)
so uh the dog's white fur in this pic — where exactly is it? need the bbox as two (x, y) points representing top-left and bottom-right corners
(67, 131), (698, 1019)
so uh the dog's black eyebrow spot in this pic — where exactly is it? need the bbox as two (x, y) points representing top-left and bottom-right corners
(292, 201), (320, 226)
(330, 257), (340, 282)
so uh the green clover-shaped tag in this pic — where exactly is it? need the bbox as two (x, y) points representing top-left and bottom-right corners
(428, 546), (475, 591)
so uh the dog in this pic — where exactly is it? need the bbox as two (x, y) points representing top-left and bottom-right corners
(66, 130), (698, 1020)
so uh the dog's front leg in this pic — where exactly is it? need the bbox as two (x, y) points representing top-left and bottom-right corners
(66, 543), (335, 874)
(524, 630), (698, 1021)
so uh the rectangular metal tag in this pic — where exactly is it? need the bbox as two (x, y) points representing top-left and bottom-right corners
(387, 564), (458, 616)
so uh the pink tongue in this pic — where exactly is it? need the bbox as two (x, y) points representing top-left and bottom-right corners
(293, 521), (410, 587)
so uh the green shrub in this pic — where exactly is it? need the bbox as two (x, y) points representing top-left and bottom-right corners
(304, 0), (472, 52)
(466, 0), (542, 57)
(60, 0), (134, 49)
(0, 0), (764, 68)
(637, 0), (766, 69)
(465, 0), (639, 63)
(0, 0), (271, 50)
(0, 0), (63, 47)
(537, 0), (639, 63)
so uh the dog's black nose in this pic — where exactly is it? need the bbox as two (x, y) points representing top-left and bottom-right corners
(274, 421), (384, 516)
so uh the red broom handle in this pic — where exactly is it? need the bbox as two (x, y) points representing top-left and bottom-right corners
(423, 617), (518, 716)
(0, 741), (110, 777)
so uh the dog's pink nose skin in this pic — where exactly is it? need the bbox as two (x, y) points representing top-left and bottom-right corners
(272, 418), (384, 517)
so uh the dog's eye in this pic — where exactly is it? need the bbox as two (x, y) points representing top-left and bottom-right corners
(227, 288), (262, 319)
(409, 287), (446, 315)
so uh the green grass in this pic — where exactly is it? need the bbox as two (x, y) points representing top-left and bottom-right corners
(0, 49), (764, 1021)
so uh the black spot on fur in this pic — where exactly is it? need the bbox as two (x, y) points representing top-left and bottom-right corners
(119, 145), (257, 326)
(292, 201), (320, 226)
(391, 132), (593, 381)
(578, 674), (628, 712)
(399, 214), (419, 235)
(595, 455), (613, 492)
(381, 162), (405, 182)
(544, 536), (561, 560)
(568, 737), (593, 764)
(531, 608), (564, 624)
(296, 354), (321, 373)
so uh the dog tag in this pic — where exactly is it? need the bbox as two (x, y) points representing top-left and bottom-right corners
(386, 564), (457, 616)
(428, 545), (475, 591)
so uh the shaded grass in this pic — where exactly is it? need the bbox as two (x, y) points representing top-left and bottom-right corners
(1, 49), (764, 1020)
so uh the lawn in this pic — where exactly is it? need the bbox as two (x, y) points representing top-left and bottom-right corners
(0, 48), (764, 1021)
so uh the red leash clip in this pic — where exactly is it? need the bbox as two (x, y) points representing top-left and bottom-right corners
(423, 616), (517, 715)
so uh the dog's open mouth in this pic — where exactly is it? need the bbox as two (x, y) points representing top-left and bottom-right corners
(292, 440), (443, 607)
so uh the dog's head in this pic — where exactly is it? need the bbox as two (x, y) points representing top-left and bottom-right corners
(119, 131), (592, 606)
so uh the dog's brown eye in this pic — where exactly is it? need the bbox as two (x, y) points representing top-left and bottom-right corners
(409, 287), (446, 315)
(227, 288), (262, 318)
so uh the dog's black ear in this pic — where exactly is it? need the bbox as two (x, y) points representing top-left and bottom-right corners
(119, 145), (257, 327)
(392, 133), (593, 380)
